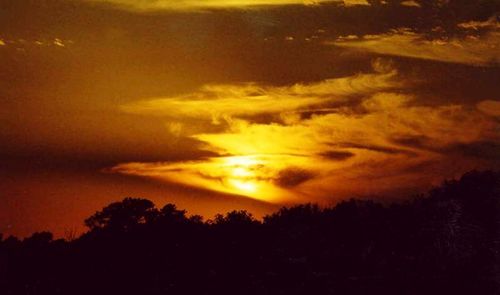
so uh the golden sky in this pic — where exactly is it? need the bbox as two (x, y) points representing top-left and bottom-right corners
(1, 0), (499, 237)
(86, 0), (370, 10)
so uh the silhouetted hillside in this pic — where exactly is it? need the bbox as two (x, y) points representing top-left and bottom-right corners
(1, 170), (499, 295)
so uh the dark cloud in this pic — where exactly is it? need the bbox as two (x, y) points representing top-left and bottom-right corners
(392, 136), (500, 161)
(318, 150), (355, 160)
(393, 60), (500, 106)
(442, 141), (500, 160)
(337, 143), (417, 156)
(274, 168), (316, 187)
(390, 135), (431, 150)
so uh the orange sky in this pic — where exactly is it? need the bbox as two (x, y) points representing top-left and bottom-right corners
(1, 0), (499, 237)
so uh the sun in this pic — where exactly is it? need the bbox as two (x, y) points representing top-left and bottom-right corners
(112, 154), (306, 203)
(222, 155), (261, 194)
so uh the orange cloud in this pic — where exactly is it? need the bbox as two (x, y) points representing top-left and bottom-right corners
(121, 68), (399, 125)
(86, 0), (369, 10)
(112, 76), (498, 203)
(400, 0), (420, 8)
(477, 100), (500, 117)
(331, 28), (500, 66)
(458, 17), (500, 30)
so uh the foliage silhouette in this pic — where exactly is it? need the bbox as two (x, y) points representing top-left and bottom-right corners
(0, 170), (498, 295)
(84, 197), (157, 231)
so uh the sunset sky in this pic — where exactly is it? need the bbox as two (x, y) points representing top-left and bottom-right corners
(1, 0), (499, 237)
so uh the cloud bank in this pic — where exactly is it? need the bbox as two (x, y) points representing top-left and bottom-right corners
(85, 0), (369, 10)
(113, 60), (499, 203)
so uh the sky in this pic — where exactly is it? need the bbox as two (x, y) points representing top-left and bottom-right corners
(0, 0), (499, 237)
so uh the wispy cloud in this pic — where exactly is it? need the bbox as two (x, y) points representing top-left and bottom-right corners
(477, 100), (500, 117)
(112, 65), (498, 203)
(400, 0), (421, 8)
(458, 17), (500, 30)
(121, 67), (399, 124)
(85, 0), (369, 10)
(331, 27), (500, 66)
(0, 37), (72, 49)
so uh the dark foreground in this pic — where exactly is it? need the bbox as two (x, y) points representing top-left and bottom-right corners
(1, 170), (499, 295)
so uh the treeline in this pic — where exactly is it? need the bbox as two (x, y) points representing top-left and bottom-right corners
(1, 170), (499, 295)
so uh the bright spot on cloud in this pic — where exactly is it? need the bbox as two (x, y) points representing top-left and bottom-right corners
(342, 0), (369, 6)
(400, 0), (420, 7)
(111, 154), (314, 203)
(53, 38), (65, 47)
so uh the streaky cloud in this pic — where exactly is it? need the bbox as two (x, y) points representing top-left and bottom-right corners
(113, 90), (498, 203)
(331, 27), (500, 66)
(477, 100), (500, 117)
(121, 69), (399, 124)
(400, 0), (421, 8)
(84, 0), (369, 11)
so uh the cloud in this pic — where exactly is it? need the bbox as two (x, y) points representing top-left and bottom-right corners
(391, 136), (500, 160)
(458, 17), (500, 30)
(113, 87), (498, 203)
(442, 141), (500, 161)
(121, 68), (399, 124)
(192, 92), (492, 158)
(318, 150), (354, 160)
(477, 100), (500, 117)
(85, 0), (369, 10)
(274, 167), (316, 187)
(331, 28), (500, 66)
(110, 154), (311, 203)
(341, 0), (369, 6)
(400, 0), (420, 8)
(0, 37), (72, 49)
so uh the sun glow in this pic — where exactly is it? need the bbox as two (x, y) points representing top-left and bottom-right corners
(111, 154), (314, 203)
(207, 155), (293, 201)
(222, 155), (261, 194)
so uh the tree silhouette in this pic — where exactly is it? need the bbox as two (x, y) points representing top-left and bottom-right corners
(158, 203), (188, 223)
(213, 210), (258, 226)
(84, 197), (157, 231)
(1, 170), (498, 295)
(23, 232), (53, 246)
